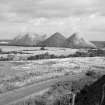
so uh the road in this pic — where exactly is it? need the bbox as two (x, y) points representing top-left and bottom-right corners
(0, 73), (83, 105)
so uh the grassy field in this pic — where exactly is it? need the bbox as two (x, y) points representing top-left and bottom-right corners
(0, 46), (105, 105)
(8, 71), (104, 105)
(0, 46), (77, 55)
(0, 46), (78, 61)
(0, 57), (105, 94)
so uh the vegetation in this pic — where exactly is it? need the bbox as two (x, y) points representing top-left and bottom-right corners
(27, 49), (105, 60)
(10, 96), (47, 105)
(75, 75), (105, 105)
(27, 53), (57, 60)
(0, 56), (104, 95)
(10, 75), (101, 105)
(0, 56), (9, 61)
(0, 48), (105, 61)
(0, 50), (30, 54)
(88, 49), (105, 57)
(85, 70), (102, 79)
(72, 49), (105, 57)
(52, 94), (73, 105)
(40, 45), (47, 50)
(10, 74), (105, 105)
(0, 48), (2, 53)
(40, 47), (46, 50)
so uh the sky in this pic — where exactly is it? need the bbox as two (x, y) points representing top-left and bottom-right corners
(0, 0), (105, 41)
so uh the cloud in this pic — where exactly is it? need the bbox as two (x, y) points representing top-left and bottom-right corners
(0, 0), (105, 22)
(0, 0), (105, 40)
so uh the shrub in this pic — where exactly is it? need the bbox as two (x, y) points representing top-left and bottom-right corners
(88, 49), (105, 57)
(86, 70), (96, 77)
(85, 70), (101, 79)
(53, 94), (73, 105)
(10, 96), (47, 105)
(40, 47), (46, 50)
(4, 83), (16, 91)
(75, 75), (105, 105)
(34, 99), (46, 105)
(0, 48), (2, 53)
(27, 53), (58, 60)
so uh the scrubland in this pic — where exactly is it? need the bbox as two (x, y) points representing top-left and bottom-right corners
(0, 57), (105, 94)
(0, 46), (105, 105)
(9, 70), (104, 105)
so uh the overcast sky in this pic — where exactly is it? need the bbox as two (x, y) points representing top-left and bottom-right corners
(0, 0), (105, 40)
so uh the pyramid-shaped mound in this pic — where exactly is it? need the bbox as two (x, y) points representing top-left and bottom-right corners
(9, 33), (46, 46)
(63, 33), (96, 48)
(40, 32), (66, 47)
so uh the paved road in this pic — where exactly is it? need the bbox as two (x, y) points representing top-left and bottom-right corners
(0, 74), (83, 105)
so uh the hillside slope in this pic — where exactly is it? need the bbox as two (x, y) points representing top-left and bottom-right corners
(92, 41), (105, 48)
(39, 32), (66, 47)
(9, 33), (46, 46)
(63, 33), (96, 49)
(76, 75), (105, 105)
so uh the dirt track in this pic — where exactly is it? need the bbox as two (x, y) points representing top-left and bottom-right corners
(0, 73), (83, 105)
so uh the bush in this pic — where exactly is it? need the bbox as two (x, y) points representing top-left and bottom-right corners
(34, 98), (46, 105)
(75, 52), (88, 57)
(86, 70), (96, 77)
(40, 47), (46, 50)
(85, 70), (101, 79)
(0, 48), (2, 53)
(10, 96), (47, 105)
(88, 49), (105, 57)
(53, 94), (73, 105)
(27, 53), (58, 60)
(4, 83), (16, 91)
(76, 75), (105, 105)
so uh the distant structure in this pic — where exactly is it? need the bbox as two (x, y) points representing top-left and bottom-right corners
(63, 33), (96, 49)
(9, 33), (47, 46)
(39, 32), (66, 47)
(9, 32), (97, 49)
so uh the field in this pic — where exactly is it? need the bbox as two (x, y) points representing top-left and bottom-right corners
(0, 56), (105, 94)
(0, 46), (105, 105)
(0, 46), (77, 55)
(0, 46), (79, 61)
